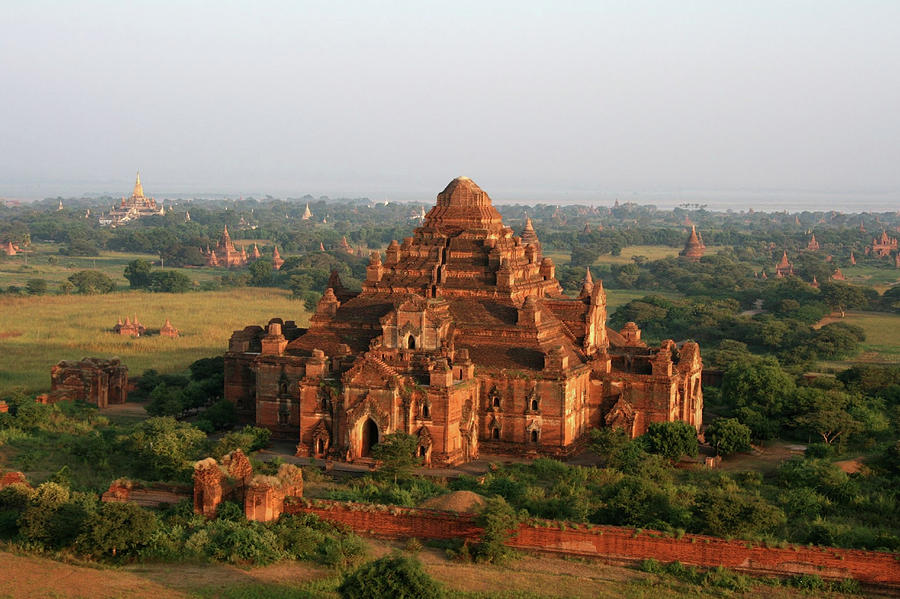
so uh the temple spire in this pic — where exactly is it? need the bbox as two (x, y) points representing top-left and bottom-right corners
(133, 171), (144, 198)
(579, 267), (594, 299)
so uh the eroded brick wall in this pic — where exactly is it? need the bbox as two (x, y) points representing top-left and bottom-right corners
(287, 500), (900, 588)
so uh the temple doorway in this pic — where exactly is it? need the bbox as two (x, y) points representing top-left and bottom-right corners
(360, 418), (379, 457)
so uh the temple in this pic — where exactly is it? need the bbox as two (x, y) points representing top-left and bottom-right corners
(204, 226), (249, 267)
(775, 251), (794, 278)
(806, 233), (820, 251)
(870, 231), (898, 258)
(225, 177), (703, 466)
(2, 241), (19, 256)
(679, 225), (705, 262)
(102, 172), (165, 226)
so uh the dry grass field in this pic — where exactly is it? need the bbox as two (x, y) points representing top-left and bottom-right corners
(0, 288), (305, 393)
(0, 543), (868, 599)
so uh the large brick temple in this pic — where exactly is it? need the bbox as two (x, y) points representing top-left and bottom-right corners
(225, 177), (702, 466)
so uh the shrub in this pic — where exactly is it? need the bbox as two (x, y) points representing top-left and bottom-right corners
(77, 501), (159, 558)
(67, 270), (116, 294)
(338, 553), (443, 599)
(206, 520), (285, 565)
(705, 418), (752, 456)
(148, 270), (192, 293)
(642, 421), (699, 461)
(473, 496), (521, 564)
(320, 533), (368, 568)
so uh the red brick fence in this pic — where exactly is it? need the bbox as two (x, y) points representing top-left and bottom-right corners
(287, 500), (900, 589)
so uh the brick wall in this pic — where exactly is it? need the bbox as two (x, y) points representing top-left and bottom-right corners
(287, 500), (900, 588)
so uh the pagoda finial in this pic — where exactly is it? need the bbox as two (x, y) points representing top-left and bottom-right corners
(579, 266), (594, 299)
(133, 171), (144, 198)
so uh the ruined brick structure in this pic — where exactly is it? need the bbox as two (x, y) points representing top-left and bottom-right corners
(2, 241), (20, 256)
(272, 245), (285, 270)
(204, 225), (248, 267)
(160, 318), (179, 338)
(806, 233), (820, 251)
(113, 315), (145, 337)
(41, 357), (128, 408)
(289, 500), (900, 588)
(678, 225), (705, 262)
(101, 480), (190, 507)
(774, 250), (794, 278)
(192, 449), (303, 522)
(870, 230), (898, 258)
(225, 177), (702, 466)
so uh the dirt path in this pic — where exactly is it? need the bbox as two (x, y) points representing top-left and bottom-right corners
(717, 440), (806, 473)
(0, 551), (331, 599)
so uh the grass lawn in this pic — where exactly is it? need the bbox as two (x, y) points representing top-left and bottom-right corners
(605, 288), (684, 312)
(545, 245), (729, 267)
(815, 311), (900, 370)
(0, 242), (284, 290)
(838, 264), (900, 293)
(0, 288), (305, 393)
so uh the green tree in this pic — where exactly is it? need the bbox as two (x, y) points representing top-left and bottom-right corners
(123, 259), (152, 289)
(721, 358), (795, 438)
(148, 270), (192, 292)
(57, 280), (74, 295)
(372, 432), (420, 483)
(121, 417), (207, 480)
(25, 278), (48, 295)
(145, 383), (184, 417)
(338, 554), (443, 599)
(694, 480), (786, 538)
(67, 270), (116, 294)
(795, 390), (863, 446)
(642, 421), (699, 462)
(248, 260), (274, 286)
(77, 501), (158, 557)
(473, 496), (521, 564)
(705, 418), (752, 456)
(18, 482), (81, 547)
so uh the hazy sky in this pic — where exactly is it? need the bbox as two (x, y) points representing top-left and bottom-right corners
(1, 1), (899, 208)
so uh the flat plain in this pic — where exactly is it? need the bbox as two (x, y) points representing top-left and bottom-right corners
(0, 288), (304, 393)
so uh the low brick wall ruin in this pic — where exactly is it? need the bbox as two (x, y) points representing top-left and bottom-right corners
(287, 500), (900, 588)
(101, 481), (191, 508)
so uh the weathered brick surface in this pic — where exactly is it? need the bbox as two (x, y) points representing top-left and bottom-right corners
(288, 500), (900, 588)
(101, 481), (190, 507)
(0, 471), (29, 489)
(227, 177), (703, 467)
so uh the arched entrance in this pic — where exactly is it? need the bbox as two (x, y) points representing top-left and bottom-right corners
(360, 418), (379, 457)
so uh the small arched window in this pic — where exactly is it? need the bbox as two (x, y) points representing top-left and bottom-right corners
(531, 398), (539, 411)
(407, 335), (416, 349)
(492, 427), (500, 440)
(279, 381), (289, 396)
(418, 446), (427, 457)
(492, 395), (500, 408)
(422, 403), (430, 419)
(530, 430), (539, 443)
